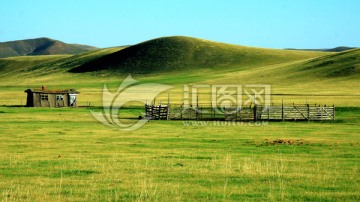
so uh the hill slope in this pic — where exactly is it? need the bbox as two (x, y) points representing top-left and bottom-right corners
(285, 46), (356, 52)
(0, 38), (97, 58)
(0, 36), (358, 106)
(70, 36), (329, 74)
(0, 47), (125, 77)
(0, 55), (70, 76)
(299, 48), (360, 77)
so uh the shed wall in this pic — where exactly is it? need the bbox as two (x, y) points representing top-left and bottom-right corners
(31, 93), (75, 107)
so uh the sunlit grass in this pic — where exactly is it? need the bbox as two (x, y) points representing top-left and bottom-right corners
(0, 38), (359, 201)
(0, 107), (359, 200)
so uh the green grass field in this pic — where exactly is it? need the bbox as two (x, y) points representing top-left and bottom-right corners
(0, 107), (359, 201)
(0, 36), (359, 201)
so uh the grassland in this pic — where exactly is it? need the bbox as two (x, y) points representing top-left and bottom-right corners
(0, 106), (359, 201)
(0, 36), (359, 201)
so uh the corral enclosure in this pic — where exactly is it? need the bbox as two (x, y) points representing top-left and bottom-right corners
(145, 102), (335, 121)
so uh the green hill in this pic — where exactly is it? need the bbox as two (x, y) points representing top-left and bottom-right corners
(0, 37), (97, 58)
(206, 48), (360, 92)
(70, 36), (329, 74)
(0, 36), (359, 106)
(0, 47), (125, 76)
(285, 46), (356, 52)
(299, 48), (360, 77)
(0, 55), (70, 75)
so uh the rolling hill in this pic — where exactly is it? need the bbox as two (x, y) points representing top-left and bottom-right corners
(299, 48), (360, 77)
(1, 36), (358, 79)
(69, 36), (329, 74)
(0, 47), (125, 78)
(211, 47), (360, 87)
(0, 37), (97, 58)
(285, 46), (356, 52)
(0, 36), (358, 106)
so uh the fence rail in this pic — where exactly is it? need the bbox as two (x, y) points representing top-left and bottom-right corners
(145, 103), (335, 121)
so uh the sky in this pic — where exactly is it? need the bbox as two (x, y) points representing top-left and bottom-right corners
(1, 0), (359, 49)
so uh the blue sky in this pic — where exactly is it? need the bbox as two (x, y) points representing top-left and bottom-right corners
(1, 0), (359, 49)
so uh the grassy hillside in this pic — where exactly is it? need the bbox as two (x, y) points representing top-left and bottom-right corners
(286, 46), (356, 52)
(24, 47), (126, 73)
(70, 36), (329, 74)
(0, 47), (125, 77)
(0, 55), (70, 77)
(0, 36), (359, 106)
(299, 48), (360, 77)
(0, 38), (97, 58)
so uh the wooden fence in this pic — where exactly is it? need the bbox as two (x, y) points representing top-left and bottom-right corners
(259, 104), (335, 121)
(145, 104), (170, 120)
(145, 102), (335, 121)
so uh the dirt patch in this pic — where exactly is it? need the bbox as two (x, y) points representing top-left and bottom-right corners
(260, 139), (310, 146)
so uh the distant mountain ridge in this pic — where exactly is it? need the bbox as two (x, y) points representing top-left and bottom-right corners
(0, 38), (97, 58)
(285, 46), (356, 52)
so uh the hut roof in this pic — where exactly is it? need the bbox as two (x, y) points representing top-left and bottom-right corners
(24, 88), (80, 94)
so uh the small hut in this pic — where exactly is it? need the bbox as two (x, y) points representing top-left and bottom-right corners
(24, 86), (79, 107)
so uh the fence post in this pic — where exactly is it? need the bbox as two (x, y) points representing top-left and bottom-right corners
(167, 94), (170, 120)
(307, 103), (310, 121)
(196, 96), (199, 120)
(158, 104), (161, 120)
(235, 107), (238, 121)
(181, 104), (183, 120)
(253, 95), (257, 122)
(254, 104), (257, 122)
(238, 106), (241, 121)
(145, 104), (147, 119)
(282, 99), (284, 122)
